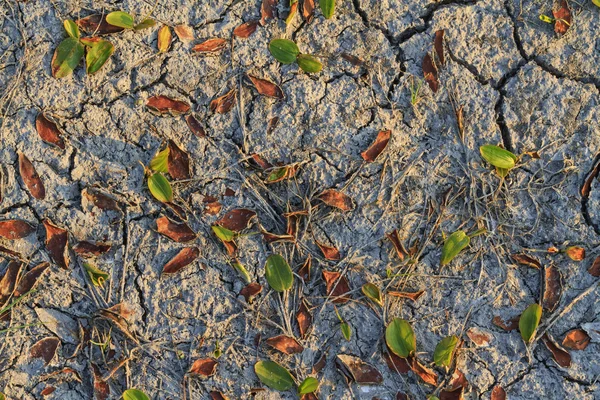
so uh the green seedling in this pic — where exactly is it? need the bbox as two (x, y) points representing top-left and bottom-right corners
(264, 254), (293, 292)
(254, 360), (295, 391)
(90, 328), (112, 352)
(213, 340), (222, 358)
(106, 11), (155, 30)
(519, 303), (542, 343)
(298, 377), (319, 395)
(385, 318), (416, 358)
(122, 389), (150, 400)
(269, 38), (323, 73)
(433, 335), (459, 369)
(361, 282), (383, 307)
(440, 228), (486, 266)
(83, 262), (109, 287)
(539, 14), (555, 24)
(335, 306), (351, 341)
(409, 76), (425, 106)
(147, 172), (173, 203)
(479, 144), (518, 177)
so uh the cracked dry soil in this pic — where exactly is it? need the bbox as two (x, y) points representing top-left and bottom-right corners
(1, 0), (600, 399)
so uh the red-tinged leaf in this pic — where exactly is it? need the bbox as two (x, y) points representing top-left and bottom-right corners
(410, 357), (437, 386)
(296, 300), (312, 338)
(322, 270), (350, 303)
(261, 0), (277, 25)
(250, 154), (273, 170)
(589, 256), (600, 277)
(247, 75), (284, 99)
(146, 95), (190, 116)
(298, 255), (311, 280)
(448, 369), (468, 391)
(92, 363), (110, 400)
(491, 385), (506, 400)
(384, 347), (411, 374)
(511, 253), (542, 269)
(543, 265), (562, 312)
(41, 386), (56, 396)
(566, 246), (585, 261)
(14, 262), (50, 296)
(492, 315), (519, 331)
(423, 53), (439, 93)
(224, 187), (235, 196)
(186, 115), (206, 137)
(267, 116), (279, 134)
(318, 189), (354, 211)
(209, 391), (228, 400)
(0, 219), (35, 239)
(581, 159), (600, 197)
(216, 208), (256, 232)
(76, 14), (124, 35)
(156, 216), (196, 242)
(434, 30), (444, 67)
(266, 335), (304, 354)
(36, 113), (65, 149)
(440, 387), (464, 400)
(210, 89), (236, 114)
(43, 219), (69, 270)
(0, 261), (22, 307)
(542, 333), (571, 368)
(189, 358), (218, 376)
(82, 188), (120, 211)
(361, 130), (391, 162)
(562, 329), (591, 350)
(316, 241), (340, 260)
(553, 0), (571, 35)
(240, 282), (262, 303)
(388, 290), (424, 302)
(336, 354), (383, 385)
(466, 327), (493, 347)
(19, 153), (45, 200)
(73, 241), (111, 257)
(386, 229), (407, 261)
(302, 0), (315, 22)
(193, 38), (227, 53)
(222, 240), (238, 256)
(301, 394), (318, 400)
(30, 337), (60, 365)
(162, 247), (200, 274)
(205, 200), (222, 216)
(174, 25), (194, 43)
(261, 229), (295, 243)
(167, 140), (191, 179)
(233, 20), (259, 38)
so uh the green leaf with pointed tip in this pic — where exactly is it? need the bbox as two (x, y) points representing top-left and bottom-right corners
(298, 377), (319, 394)
(254, 360), (295, 391)
(265, 254), (293, 292)
(150, 147), (170, 172)
(83, 263), (109, 287)
(440, 230), (470, 266)
(148, 172), (173, 203)
(51, 37), (84, 78)
(519, 303), (542, 343)
(433, 335), (459, 368)
(231, 260), (252, 284)
(86, 39), (114, 74)
(297, 54), (322, 73)
(319, 0), (335, 18)
(480, 145), (517, 170)
(106, 11), (135, 29)
(341, 322), (351, 341)
(122, 389), (150, 400)
(212, 225), (235, 242)
(594, 0), (600, 7)
(63, 19), (80, 39)
(269, 39), (299, 64)
(385, 318), (416, 358)
(361, 282), (383, 307)
(134, 18), (156, 30)
(267, 167), (288, 182)
(496, 166), (510, 178)
(0, 392), (5, 400)
(428, 396), (440, 400)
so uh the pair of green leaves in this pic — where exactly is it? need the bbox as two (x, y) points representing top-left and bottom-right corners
(519, 303), (542, 343)
(255, 360), (319, 394)
(480, 145), (518, 178)
(147, 146), (174, 202)
(269, 39), (323, 73)
(433, 335), (459, 368)
(385, 318), (416, 358)
(265, 254), (294, 292)
(440, 228), (486, 266)
(335, 307), (351, 341)
(122, 389), (150, 400)
(106, 11), (155, 30)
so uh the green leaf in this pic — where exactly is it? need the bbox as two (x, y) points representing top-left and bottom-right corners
(269, 39), (299, 64)
(296, 54), (322, 73)
(51, 37), (84, 78)
(83, 263), (109, 287)
(254, 360), (295, 391)
(106, 11), (135, 29)
(86, 40), (114, 74)
(519, 303), (542, 343)
(231, 260), (252, 284)
(63, 19), (80, 39)
(267, 167), (288, 182)
(479, 145), (517, 170)
(341, 322), (351, 341)
(0, 392), (5, 400)
(122, 389), (150, 400)
(298, 377), (319, 394)
(264, 254), (293, 292)
(440, 230), (470, 267)
(433, 335), (459, 368)
(539, 14), (554, 24)
(150, 147), (170, 172)
(361, 282), (383, 307)
(319, 0), (335, 18)
(134, 18), (156, 30)
(385, 318), (416, 358)
(428, 396), (440, 400)
(148, 172), (173, 203)
(212, 225), (235, 242)
(594, 0), (600, 8)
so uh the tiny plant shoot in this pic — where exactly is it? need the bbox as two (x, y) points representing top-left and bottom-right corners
(269, 39), (323, 73)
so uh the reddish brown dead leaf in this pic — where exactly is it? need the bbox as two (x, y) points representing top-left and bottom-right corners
(562, 329), (590, 350)
(224, 187), (235, 196)
(174, 25), (194, 43)
(233, 20), (259, 38)
(166, 202), (186, 220)
(186, 115), (206, 137)
(41, 386), (56, 396)
(318, 189), (354, 211)
(396, 393), (409, 400)
(14, 262), (49, 297)
(542, 333), (571, 368)
(581, 158), (600, 197)
(511, 253), (542, 269)
(76, 14), (124, 35)
(386, 229), (407, 261)
(423, 53), (439, 93)
(210, 89), (236, 114)
(388, 290), (424, 302)
(222, 240), (238, 257)
(193, 38), (228, 53)
(267, 116), (279, 135)
(240, 282), (262, 303)
(163, 247), (200, 275)
(146, 95), (190, 116)
(440, 387), (464, 400)
(316, 241), (340, 261)
(492, 315), (519, 331)
(261, 228), (295, 243)
(30, 337), (60, 365)
(296, 300), (312, 338)
(204, 200), (222, 216)
(167, 140), (191, 179)
(589, 256), (600, 277)
(300, 394), (318, 400)
(543, 265), (562, 312)
(209, 391), (228, 400)
(43, 219), (69, 270)
(156, 216), (196, 242)
(361, 130), (391, 162)
(322, 270), (351, 303)
(312, 353), (327, 374)
(216, 208), (256, 232)
(0, 219), (35, 239)
(266, 334), (304, 354)
(336, 354), (383, 384)
(434, 30), (445, 67)
(250, 154), (273, 170)
(566, 246), (585, 261)
(73, 241), (111, 257)
(298, 255), (311, 281)
(92, 363), (110, 400)
(466, 327), (493, 347)
(0, 261), (22, 306)
(384, 346), (411, 374)
(36, 113), (65, 149)
(341, 52), (364, 66)
(302, 0), (315, 22)
(553, 0), (571, 35)
(448, 369), (468, 391)
(409, 357), (438, 386)
(82, 188), (120, 211)
(19, 153), (45, 200)
(260, 0), (277, 25)
(491, 385), (506, 400)
(189, 358), (218, 376)
(247, 75), (284, 100)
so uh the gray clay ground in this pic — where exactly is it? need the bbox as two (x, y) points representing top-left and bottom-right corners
(1, 0), (600, 399)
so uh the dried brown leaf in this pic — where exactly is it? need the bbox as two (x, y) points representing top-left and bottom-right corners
(322, 270), (350, 303)
(76, 14), (124, 35)
(466, 327), (493, 347)
(434, 30), (445, 67)
(210, 89), (236, 114)
(562, 329), (591, 350)
(43, 219), (69, 270)
(0, 261), (22, 307)
(387, 290), (424, 302)
(318, 189), (354, 211)
(316, 241), (340, 261)
(189, 358), (218, 376)
(216, 208), (256, 232)
(14, 262), (50, 297)
(581, 158), (600, 197)
(174, 25), (194, 43)
(30, 337), (60, 365)
(409, 357), (437, 386)
(266, 334), (304, 354)
(156, 216), (196, 242)
(260, 0), (277, 25)
(492, 315), (519, 331)
(73, 241), (111, 257)
(209, 391), (228, 400)
(233, 20), (259, 38)
(146, 95), (190, 115)
(186, 115), (206, 137)
(204, 200), (222, 216)
(511, 253), (542, 269)
(247, 75), (284, 99)
(98, 304), (137, 342)
(92, 363), (110, 400)
(36, 113), (65, 149)
(82, 188), (120, 211)
(491, 385), (506, 400)
(384, 346), (411, 374)
(543, 265), (562, 312)
(422, 53), (439, 93)
(553, 0), (571, 35)
(296, 300), (312, 338)
(298, 255), (311, 281)
(163, 247), (200, 275)
(341, 52), (364, 66)
(167, 140), (191, 179)
(589, 256), (600, 277)
(19, 153), (45, 200)
(302, 0), (315, 22)
(386, 229), (407, 261)
(542, 333), (571, 368)
(240, 282), (262, 303)
(193, 38), (228, 53)
(0, 219), (35, 239)
(336, 354), (383, 384)
(41, 386), (56, 396)
(361, 130), (391, 162)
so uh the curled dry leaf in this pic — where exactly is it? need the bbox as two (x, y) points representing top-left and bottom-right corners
(174, 25), (194, 43)
(0, 219), (35, 239)
(193, 38), (228, 53)
(361, 130), (391, 162)
(386, 229), (407, 261)
(250, 153), (273, 170)
(19, 153), (45, 200)
(318, 189), (354, 211)
(92, 363), (110, 400)
(542, 265), (562, 312)
(233, 20), (259, 38)
(167, 140), (191, 179)
(163, 247), (200, 274)
(492, 315), (519, 331)
(76, 14), (124, 35)
(422, 53), (439, 93)
(322, 270), (350, 303)
(261, 0), (278, 25)
(30, 337), (60, 365)
(553, 0), (571, 35)
(189, 358), (218, 376)
(302, 0), (315, 22)
(266, 335), (304, 354)
(336, 354), (383, 385)
(511, 253), (542, 269)
(316, 240), (340, 260)
(36, 113), (65, 149)
(146, 95), (190, 116)
(448, 369), (468, 391)
(589, 256), (600, 277)
(247, 75), (284, 99)
(542, 333), (571, 368)
(0, 261), (22, 308)
(73, 241), (111, 257)
(466, 327), (493, 347)
(216, 208), (256, 232)
(43, 220), (69, 270)
(298, 255), (311, 280)
(434, 30), (445, 67)
(562, 329), (591, 350)
(156, 216), (196, 242)
(410, 357), (438, 386)
(296, 300), (312, 338)
(491, 385), (506, 400)
(14, 262), (50, 297)
(388, 290), (424, 302)
(209, 391), (228, 400)
(186, 115), (206, 137)
(210, 89), (236, 114)
(82, 188), (120, 211)
(240, 282), (262, 303)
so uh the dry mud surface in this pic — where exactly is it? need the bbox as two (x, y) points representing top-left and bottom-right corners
(1, 0), (600, 399)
